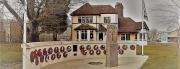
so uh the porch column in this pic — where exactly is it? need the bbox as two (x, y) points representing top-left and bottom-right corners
(78, 31), (81, 41)
(137, 33), (140, 42)
(103, 32), (106, 41)
(87, 30), (90, 41)
(125, 34), (127, 41)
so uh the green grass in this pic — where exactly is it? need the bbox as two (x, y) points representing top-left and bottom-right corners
(137, 42), (179, 69)
(0, 43), (22, 64)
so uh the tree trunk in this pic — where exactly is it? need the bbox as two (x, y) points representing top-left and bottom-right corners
(31, 21), (40, 42)
(53, 32), (58, 41)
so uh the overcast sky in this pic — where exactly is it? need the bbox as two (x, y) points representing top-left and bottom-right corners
(70, 0), (180, 31)
(1, 0), (180, 32)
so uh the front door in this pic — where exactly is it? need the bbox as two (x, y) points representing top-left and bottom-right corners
(99, 33), (103, 41)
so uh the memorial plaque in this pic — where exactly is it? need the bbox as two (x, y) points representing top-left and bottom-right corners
(106, 25), (118, 67)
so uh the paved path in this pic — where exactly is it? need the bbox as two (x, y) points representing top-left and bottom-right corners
(41, 56), (148, 69)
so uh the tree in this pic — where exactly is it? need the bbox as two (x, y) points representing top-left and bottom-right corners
(0, 0), (70, 42)
(170, 0), (180, 56)
(39, 0), (70, 41)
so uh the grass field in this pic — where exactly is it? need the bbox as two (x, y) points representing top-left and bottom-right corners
(137, 42), (179, 69)
(0, 43), (22, 69)
(0, 42), (179, 69)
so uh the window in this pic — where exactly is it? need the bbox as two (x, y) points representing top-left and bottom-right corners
(121, 33), (130, 40)
(126, 33), (130, 40)
(82, 17), (85, 23)
(99, 32), (104, 41)
(78, 17), (81, 23)
(78, 16), (93, 23)
(90, 30), (93, 40)
(121, 34), (125, 40)
(81, 30), (87, 40)
(104, 17), (111, 23)
(140, 33), (146, 40)
(135, 34), (137, 40)
(135, 34), (138, 41)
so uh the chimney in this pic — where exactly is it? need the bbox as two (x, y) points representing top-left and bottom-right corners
(115, 2), (124, 18)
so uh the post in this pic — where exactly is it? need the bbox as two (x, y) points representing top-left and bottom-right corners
(137, 33), (140, 41)
(141, 0), (145, 56)
(78, 31), (81, 41)
(87, 30), (90, 41)
(106, 24), (118, 67)
(22, 15), (27, 69)
(22, 1), (27, 69)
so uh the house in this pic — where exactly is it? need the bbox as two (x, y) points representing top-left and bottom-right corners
(156, 29), (179, 43)
(0, 19), (22, 42)
(0, 19), (6, 42)
(168, 29), (179, 43)
(158, 32), (168, 43)
(70, 3), (149, 44)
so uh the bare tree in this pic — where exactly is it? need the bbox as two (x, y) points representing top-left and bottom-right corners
(171, 0), (180, 56)
(0, 0), (70, 42)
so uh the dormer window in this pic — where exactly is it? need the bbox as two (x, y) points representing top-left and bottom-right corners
(78, 16), (93, 23)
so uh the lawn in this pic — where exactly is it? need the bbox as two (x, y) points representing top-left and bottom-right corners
(137, 42), (179, 69)
(0, 42), (179, 69)
(0, 43), (22, 69)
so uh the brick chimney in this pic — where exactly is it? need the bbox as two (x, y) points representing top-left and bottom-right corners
(115, 2), (124, 18)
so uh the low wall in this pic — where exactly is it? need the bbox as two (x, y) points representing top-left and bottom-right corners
(24, 41), (137, 69)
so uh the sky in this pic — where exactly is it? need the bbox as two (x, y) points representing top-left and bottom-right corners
(70, 0), (180, 31)
(1, 0), (180, 32)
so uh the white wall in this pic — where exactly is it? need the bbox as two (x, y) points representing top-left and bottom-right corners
(25, 41), (137, 69)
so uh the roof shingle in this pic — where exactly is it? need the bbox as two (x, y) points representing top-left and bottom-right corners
(118, 17), (149, 33)
(71, 3), (116, 16)
(98, 24), (107, 32)
(74, 24), (97, 30)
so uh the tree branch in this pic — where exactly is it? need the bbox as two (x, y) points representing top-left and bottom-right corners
(2, 0), (23, 24)
(20, 0), (25, 5)
(27, 0), (35, 21)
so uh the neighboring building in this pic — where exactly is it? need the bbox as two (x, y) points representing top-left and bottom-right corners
(70, 3), (149, 44)
(10, 21), (22, 42)
(157, 29), (179, 43)
(0, 19), (6, 42)
(0, 19), (22, 42)
(158, 32), (168, 43)
(168, 29), (179, 43)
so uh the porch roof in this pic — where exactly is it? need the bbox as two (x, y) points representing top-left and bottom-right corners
(74, 24), (97, 30)
(98, 24), (107, 32)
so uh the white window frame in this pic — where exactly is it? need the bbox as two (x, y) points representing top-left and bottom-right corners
(78, 16), (93, 23)
(104, 17), (111, 23)
(81, 30), (87, 40)
(121, 33), (130, 41)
